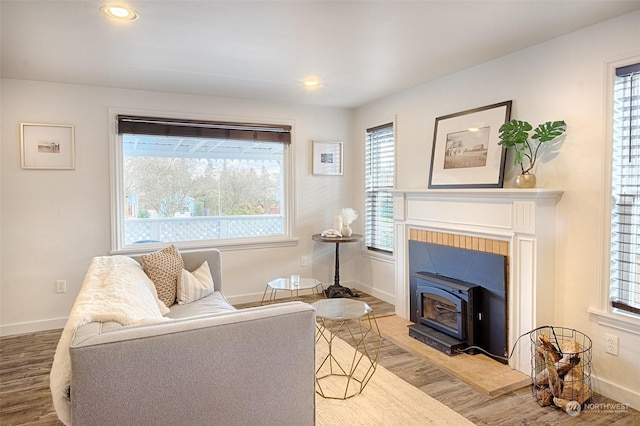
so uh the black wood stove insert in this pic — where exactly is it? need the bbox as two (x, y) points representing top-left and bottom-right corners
(415, 272), (479, 342)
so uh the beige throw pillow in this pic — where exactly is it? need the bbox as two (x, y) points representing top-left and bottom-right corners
(177, 261), (215, 304)
(141, 245), (184, 308)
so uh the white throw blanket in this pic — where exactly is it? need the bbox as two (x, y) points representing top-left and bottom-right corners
(50, 256), (169, 425)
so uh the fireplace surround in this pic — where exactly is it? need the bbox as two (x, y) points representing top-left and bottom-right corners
(391, 188), (562, 374)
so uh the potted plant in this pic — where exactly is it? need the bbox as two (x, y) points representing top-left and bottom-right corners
(498, 119), (566, 188)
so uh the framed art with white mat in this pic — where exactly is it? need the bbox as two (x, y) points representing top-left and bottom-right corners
(428, 101), (511, 188)
(20, 123), (75, 170)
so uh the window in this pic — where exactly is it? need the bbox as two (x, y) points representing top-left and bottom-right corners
(365, 122), (395, 253)
(610, 62), (640, 316)
(112, 114), (292, 250)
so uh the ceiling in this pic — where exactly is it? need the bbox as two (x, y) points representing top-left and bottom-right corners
(2, 1), (640, 109)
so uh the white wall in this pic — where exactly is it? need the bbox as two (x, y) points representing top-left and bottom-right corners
(353, 11), (640, 410)
(0, 80), (355, 335)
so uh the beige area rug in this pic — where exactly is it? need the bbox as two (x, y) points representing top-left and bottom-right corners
(315, 333), (474, 425)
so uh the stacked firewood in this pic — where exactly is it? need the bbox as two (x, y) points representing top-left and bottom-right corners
(534, 334), (593, 414)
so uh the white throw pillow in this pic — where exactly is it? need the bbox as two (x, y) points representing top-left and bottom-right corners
(176, 260), (215, 304)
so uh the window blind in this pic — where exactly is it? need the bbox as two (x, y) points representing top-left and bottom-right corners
(610, 63), (640, 315)
(117, 115), (292, 144)
(365, 123), (395, 253)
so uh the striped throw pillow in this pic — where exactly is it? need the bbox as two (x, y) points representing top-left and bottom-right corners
(176, 261), (215, 304)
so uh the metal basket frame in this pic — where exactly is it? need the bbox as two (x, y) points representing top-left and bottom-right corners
(530, 326), (592, 407)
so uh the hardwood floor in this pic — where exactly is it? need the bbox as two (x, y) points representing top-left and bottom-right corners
(2, 293), (638, 425)
(1, 329), (63, 425)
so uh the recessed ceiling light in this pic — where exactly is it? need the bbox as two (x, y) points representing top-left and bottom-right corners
(101, 5), (138, 21)
(302, 79), (321, 88)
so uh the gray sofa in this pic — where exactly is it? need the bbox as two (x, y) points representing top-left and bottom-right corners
(61, 249), (316, 425)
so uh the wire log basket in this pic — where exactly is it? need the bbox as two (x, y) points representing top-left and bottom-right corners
(530, 326), (592, 411)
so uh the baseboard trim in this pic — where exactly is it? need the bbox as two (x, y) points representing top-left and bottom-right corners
(352, 281), (395, 305)
(225, 292), (265, 305)
(592, 374), (640, 411)
(0, 317), (67, 337)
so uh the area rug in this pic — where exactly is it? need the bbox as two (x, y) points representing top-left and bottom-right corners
(315, 333), (474, 425)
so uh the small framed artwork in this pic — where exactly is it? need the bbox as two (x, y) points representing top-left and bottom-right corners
(312, 141), (343, 176)
(20, 123), (75, 170)
(428, 100), (512, 188)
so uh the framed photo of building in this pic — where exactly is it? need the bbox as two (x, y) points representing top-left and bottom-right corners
(428, 101), (512, 188)
(20, 123), (75, 169)
(312, 141), (343, 176)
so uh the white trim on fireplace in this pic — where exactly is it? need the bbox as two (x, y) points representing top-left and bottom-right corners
(390, 188), (563, 374)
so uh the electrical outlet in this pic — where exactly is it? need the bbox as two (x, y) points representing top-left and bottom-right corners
(56, 280), (67, 293)
(605, 334), (619, 356)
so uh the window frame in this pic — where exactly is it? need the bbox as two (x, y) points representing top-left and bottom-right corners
(610, 62), (640, 317)
(591, 54), (640, 335)
(364, 118), (396, 255)
(108, 108), (298, 254)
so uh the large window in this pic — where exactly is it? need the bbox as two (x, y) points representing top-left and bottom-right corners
(610, 62), (640, 316)
(365, 122), (395, 253)
(112, 114), (292, 250)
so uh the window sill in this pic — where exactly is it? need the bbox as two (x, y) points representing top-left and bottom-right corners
(588, 307), (640, 336)
(362, 248), (394, 264)
(112, 236), (299, 256)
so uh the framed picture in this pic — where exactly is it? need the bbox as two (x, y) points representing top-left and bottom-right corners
(312, 141), (343, 175)
(428, 101), (512, 188)
(20, 123), (75, 169)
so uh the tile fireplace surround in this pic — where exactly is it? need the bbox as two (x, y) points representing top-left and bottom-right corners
(391, 188), (563, 374)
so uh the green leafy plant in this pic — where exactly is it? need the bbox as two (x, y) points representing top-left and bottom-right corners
(498, 120), (566, 174)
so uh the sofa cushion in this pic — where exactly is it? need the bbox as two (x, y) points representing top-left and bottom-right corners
(167, 291), (236, 319)
(177, 260), (215, 304)
(141, 245), (184, 308)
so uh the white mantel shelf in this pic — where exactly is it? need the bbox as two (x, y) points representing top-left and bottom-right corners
(390, 187), (563, 200)
(391, 187), (564, 374)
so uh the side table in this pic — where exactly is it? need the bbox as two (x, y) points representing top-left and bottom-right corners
(313, 298), (382, 400)
(311, 233), (363, 298)
(261, 277), (324, 304)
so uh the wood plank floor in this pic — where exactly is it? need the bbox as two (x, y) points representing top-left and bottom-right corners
(2, 292), (639, 425)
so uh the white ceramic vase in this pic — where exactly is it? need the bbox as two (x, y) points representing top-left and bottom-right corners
(341, 225), (353, 237)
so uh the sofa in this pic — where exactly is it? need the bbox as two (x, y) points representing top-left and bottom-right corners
(50, 248), (316, 426)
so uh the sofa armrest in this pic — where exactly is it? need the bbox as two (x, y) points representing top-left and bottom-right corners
(69, 302), (316, 426)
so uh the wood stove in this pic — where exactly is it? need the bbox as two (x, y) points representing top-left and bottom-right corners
(412, 271), (480, 353)
(416, 272), (479, 342)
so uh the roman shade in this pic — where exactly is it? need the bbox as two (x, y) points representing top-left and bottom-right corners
(117, 115), (292, 144)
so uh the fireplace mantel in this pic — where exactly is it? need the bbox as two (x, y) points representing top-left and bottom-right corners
(390, 188), (563, 372)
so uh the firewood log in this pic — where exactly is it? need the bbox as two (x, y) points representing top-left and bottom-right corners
(537, 334), (561, 362)
(536, 387), (553, 406)
(535, 353), (580, 385)
(552, 340), (592, 413)
(544, 350), (562, 397)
